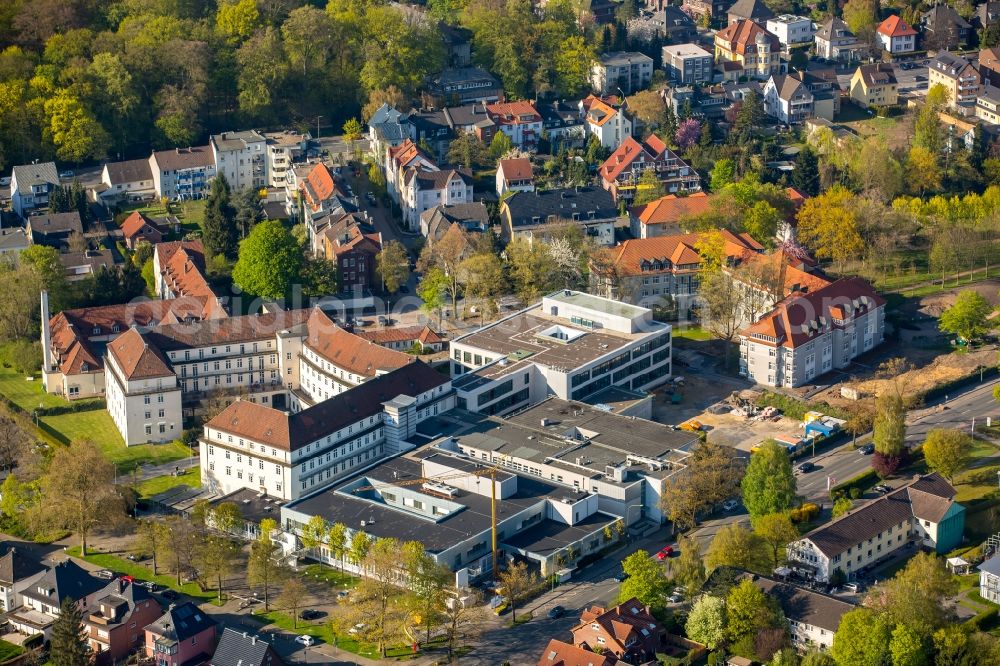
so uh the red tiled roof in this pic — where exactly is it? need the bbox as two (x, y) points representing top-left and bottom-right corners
(301, 163), (338, 213)
(741, 277), (885, 348)
(207, 399), (291, 449)
(602, 230), (762, 275)
(573, 598), (660, 653)
(304, 309), (414, 378)
(107, 328), (174, 380)
(716, 19), (780, 55)
(600, 135), (679, 183)
(498, 158), (534, 183)
(581, 95), (621, 127)
(120, 211), (160, 241)
(357, 325), (444, 346)
(877, 15), (918, 37)
(536, 639), (620, 666)
(631, 192), (714, 226)
(486, 101), (541, 124)
(387, 139), (430, 170)
(155, 240), (216, 302)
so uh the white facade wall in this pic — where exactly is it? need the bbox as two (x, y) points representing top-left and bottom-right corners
(213, 135), (267, 190)
(105, 353), (182, 447)
(766, 16), (816, 47)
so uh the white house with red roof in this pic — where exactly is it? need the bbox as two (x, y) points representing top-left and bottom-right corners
(599, 135), (701, 202)
(485, 101), (543, 149)
(877, 15), (918, 54)
(580, 95), (634, 149)
(739, 277), (885, 387)
(495, 158), (535, 196)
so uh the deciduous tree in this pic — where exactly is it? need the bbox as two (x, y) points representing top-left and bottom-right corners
(669, 535), (706, 594)
(726, 578), (783, 646)
(417, 267), (450, 329)
(619, 550), (670, 607)
(705, 524), (767, 574)
(796, 186), (864, 266)
(233, 220), (303, 300)
(922, 429), (972, 482)
(497, 559), (537, 624)
(633, 169), (666, 206)
(376, 240), (411, 295)
(660, 441), (742, 531)
(276, 578), (308, 628)
(741, 440), (797, 521)
(686, 595), (727, 648)
(402, 541), (450, 644)
(753, 512), (799, 570)
(939, 290), (994, 343)
(196, 534), (240, 602)
(830, 607), (891, 666)
(247, 519), (289, 611)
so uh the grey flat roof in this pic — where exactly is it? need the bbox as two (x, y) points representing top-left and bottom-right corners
(212, 488), (286, 524)
(502, 513), (615, 557)
(547, 291), (648, 319)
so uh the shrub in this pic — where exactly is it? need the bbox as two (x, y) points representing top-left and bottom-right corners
(849, 487), (862, 499)
(965, 607), (998, 631)
(872, 451), (905, 478)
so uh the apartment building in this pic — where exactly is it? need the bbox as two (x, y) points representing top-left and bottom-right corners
(681, 0), (734, 26)
(500, 187), (620, 246)
(766, 15), (815, 49)
(0, 548), (45, 613)
(787, 474), (964, 582)
(599, 135), (701, 203)
(10, 162), (59, 218)
(99, 158), (156, 204)
(211, 130), (267, 190)
(739, 278), (885, 388)
(149, 147), (217, 200)
(714, 19), (782, 80)
(200, 360), (453, 502)
(662, 44), (715, 85)
(929, 51), (981, 114)
(628, 192), (715, 238)
(573, 599), (666, 663)
(591, 52), (655, 95)
(850, 63), (899, 108)
(763, 71), (839, 124)
(152, 240), (217, 302)
(485, 101), (544, 149)
(450, 291), (673, 411)
(318, 215), (382, 292)
(263, 130), (309, 189)
(977, 85), (1000, 124)
(386, 139), (438, 205)
(400, 168), (474, 232)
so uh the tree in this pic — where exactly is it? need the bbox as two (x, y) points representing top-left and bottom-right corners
(741, 440), (797, 520)
(489, 131), (513, 160)
(203, 175), (237, 259)
(832, 496), (854, 518)
(742, 201), (782, 245)
(497, 559), (537, 623)
(276, 578), (308, 629)
(553, 35), (594, 97)
(43, 91), (110, 162)
(39, 439), (126, 555)
(843, 0), (878, 38)
(795, 186), (864, 266)
(940, 290), (994, 343)
(50, 597), (88, 666)
(417, 267), (450, 328)
(216, 0), (261, 42)
(706, 524), (767, 574)
(867, 552), (958, 633)
(402, 541), (450, 644)
(301, 257), (338, 297)
(669, 535), (706, 594)
(633, 169), (666, 206)
(211, 502), (243, 534)
(447, 131), (490, 168)
(907, 146), (941, 197)
(830, 608), (891, 666)
(619, 550), (670, 607)
(873, 393), (906, 460)
(196, 535), (240, 602)
(161, 515), (198, 586)
(440, 586), (488, 660)
(247, 521), (288, 611)
(698, 269), (743, 368)
(754, 512), (799, 570)
(134, 518), (170, 575)
(675, 118), (701, 150)
(328, 522), (348, 571)
(726, 578), (781, 646)
(233, 220), (303, 300)
(300, 514), (328, 551)
(686, 595), (727, 648)
(232, 186), (261, 238)
(342, 117), (363, 141)
(711, 158), (736, 192)
(890, 623), (931, 666)
(628, 90), (666, 127)
(660, 441), (742, 531)
(459, 252), (504, 322)
(792, 146), (819, 196)
(345, 538), (410, 658)
(376, 240), (410, 295)
(349, 530), (372, 569)
(922, 429), (973, 482)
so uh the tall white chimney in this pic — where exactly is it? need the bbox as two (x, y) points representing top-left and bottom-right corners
(40, 290), (52, 371)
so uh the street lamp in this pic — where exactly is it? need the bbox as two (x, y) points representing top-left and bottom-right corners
(315, 115), (323, 141)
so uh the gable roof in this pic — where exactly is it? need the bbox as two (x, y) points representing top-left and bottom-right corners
(574, 597), (661, 651)
(120, 211), (160, 240)
(155, 240), (216, 301)
(486, 100), (541, 124)
(600, 230), (763, 275)
(856, 63), (898, 88)
(581, 95), (623, 127)
(356, 325), (445, 346)
(303, 308), (413, 378)
(716, 19), (780, 54)
(107, 328), (175, 381)
(600, 135), (677, 183)
(929, 51), (978, 80)
(0, 546), (45, 586)
(20, 560), (105, 607)
(712, 568), (855, 632)
(12, 162), (59, 192)
(798, 473), (958, 558)
(504, 187), (618, 228)
(728, 0), (775, 22)
(151, 146), (215, 172)
(86, 578), (156, 628)
(631, 192), (714, 227)
(816, 17), (855, 41)
(537, 639), (620, 666)
(145, 602), (218, 642)
(27, 212), (83, 236)
(877, 15), (918, 38)
(211, 628), (284, 666)
(768, 73), (811, 103)
(105, 158), (153, 185)
(300, 163), (339, 213)
(498, 158), (534, 183)
(923, 4), (971, 31)
(981, 47), (1000, 72)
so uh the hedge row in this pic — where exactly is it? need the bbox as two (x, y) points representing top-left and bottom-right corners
(35, 399), (105, 416)
(830, 468), (879, 500)
(965, 607), (998, 631)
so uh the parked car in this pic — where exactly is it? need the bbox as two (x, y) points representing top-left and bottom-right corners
(59, 170), (74, 179)
(95, 569), (115, 579)
(844, 582), (860, 593)
(0, 177), (10, 186)
(797, 461), (816, 474)
(722, 499), (739, 512)
(348, 623), (367, 635)
(299, 609), (322, 620)
(547, 606), (565, 619)
(858, 444), (875, 455)
(656, 546), (674, 560)
(612, 570), (628, 583)
(668, 592), (684, 604)
(874, 484), (892, 494)
(160, 590), (178, 600)
(295, 635), (315, 646)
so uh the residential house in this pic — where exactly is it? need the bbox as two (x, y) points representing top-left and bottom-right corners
(209, 628), (286, 666)
(977, 85), (1000, 124)
(539, 100), (586, 149)
(586, 0), (618, 24)
(850, 63), (899, 108)
(976, 1), (1000, 29)
(84, 579), (162, 664)
(580, 95), (634, 149)
(727, 0), (774, 26)
(496, 158), (535, 196)
(386, 139), (437, 206)
(400, 168), (474, 232)
(766, 15), (816, 50)
(787, 473), (965, 582)
(367, 104), (414, 167)
(441, 103), (498, 144)
(9, 560), (107, 639)
(211, 130), (267, 190)
(408, 108), (454, 160)
(681, 0), (733, 26)
(929, 51), (981, 113)
(980, 553), (1000, 604)
(714, 19), (782, 80)
(591, 52), (655, 95)
(629, 191), (715, 238)
(588, 229), (762, 317)
(152, 240), (216, 302)
(357, 325), (446, 352)
(662, 44), (715, 84)
(485, 101), (543, 149)
(537, 640), (621, 666)
(814, 17), (865, 63)
(299, 162), (345, 223)
(149, 147), (217, 200)
(763, 70), (839, 124)
(571, 598), (666, 663)
(981, 47), (1000, 87)
(501, 187), (619, 246)
(41, 293), (223, 400)
(10, 162), (59, 218)
(420, 202), (491, 240)
(319, 215), (382, 292)
(26, 211), (83, 250)
(59, 250), (119, 282)
(599, 135), (701, 202)
(922, 4), (972, 50)
(120, 211), (163, 249)
(876, 15), (918, 55)
(648, 6), (698, 43)
(429, 67), (503, 104)
(263, 130), (309, 189)
(0, 227), (27, 257)
(99, 159), (156, 204)
(740, 278), (885, 388)
(144, 602), (219, 666)
(0, 547), (46, 613)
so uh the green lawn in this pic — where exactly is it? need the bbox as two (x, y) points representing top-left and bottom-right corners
(0, 366), (84, 410)
(672, 326), (714, 342)
(253, 609), (422, 661)
(67, 547), (218, 601)
(135, 468), (200, 498)
(117, 199), (207, 238)
(0, 639), (23, 663)
(301, 563), (358, 590)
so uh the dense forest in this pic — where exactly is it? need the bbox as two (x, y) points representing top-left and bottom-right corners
(0, 0), (656, 170)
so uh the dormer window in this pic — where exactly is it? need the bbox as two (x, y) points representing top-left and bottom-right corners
(92, 327), (101, 335)
(111, 324), (120, 333)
